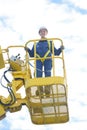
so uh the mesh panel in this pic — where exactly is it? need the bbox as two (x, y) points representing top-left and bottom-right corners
(26, 84), (69, 124)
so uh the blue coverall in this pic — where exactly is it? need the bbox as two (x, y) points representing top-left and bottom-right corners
(27, 40), (62, 77)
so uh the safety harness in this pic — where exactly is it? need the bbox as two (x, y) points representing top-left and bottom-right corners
(36, 41), (51, 63)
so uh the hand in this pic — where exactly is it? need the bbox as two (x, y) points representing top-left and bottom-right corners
(60, 45), (64, 50)
(24, 47), (28, 51)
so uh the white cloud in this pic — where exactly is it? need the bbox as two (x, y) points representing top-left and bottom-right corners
(66, 0), (87, 9)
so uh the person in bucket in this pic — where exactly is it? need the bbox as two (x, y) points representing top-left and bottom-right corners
(26, 27), (64, 97)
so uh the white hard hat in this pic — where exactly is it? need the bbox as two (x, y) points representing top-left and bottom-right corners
(38, 26), (48, 34)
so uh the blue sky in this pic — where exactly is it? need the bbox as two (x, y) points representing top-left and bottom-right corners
(0, 0), (87, 130)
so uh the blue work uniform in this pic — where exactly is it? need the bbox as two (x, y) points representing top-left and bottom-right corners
(27, 40), (62, 77)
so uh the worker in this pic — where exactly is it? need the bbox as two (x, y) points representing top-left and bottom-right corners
(26, 26), (64, 96)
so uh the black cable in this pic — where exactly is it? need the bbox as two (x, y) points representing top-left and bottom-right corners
(0, 68), (16, 106)
(3, 68), (13, 83)
(3, 69), (10, 83)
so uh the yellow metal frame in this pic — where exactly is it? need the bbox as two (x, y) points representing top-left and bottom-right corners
(0, 38), (69, 124)
(0, 46), (5, 69)
(25, 38), (69, 124)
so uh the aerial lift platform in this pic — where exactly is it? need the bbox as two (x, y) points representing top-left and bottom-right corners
(0, 38), (69, 124)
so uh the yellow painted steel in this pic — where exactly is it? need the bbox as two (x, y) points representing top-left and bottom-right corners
(0, 104), (6, 120)
(0, 46), (5, 69)
(25, 38), (69, 124)
(0, 38), (69, 124)
(10, 60), (23, 71)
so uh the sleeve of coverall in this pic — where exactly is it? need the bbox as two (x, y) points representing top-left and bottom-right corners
(27, 46), (34, 57)
(50, 41), (62, 56)
(54, 47), (62, 55)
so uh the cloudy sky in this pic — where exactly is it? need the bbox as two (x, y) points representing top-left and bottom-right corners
(0, 0), (87, 130)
